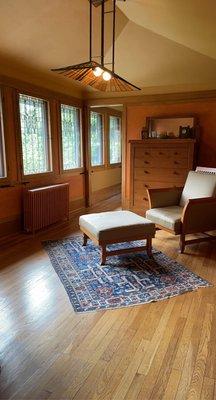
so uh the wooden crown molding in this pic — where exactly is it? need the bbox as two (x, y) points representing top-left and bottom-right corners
(0, 74), (83, 106)
(85, 89), (216, 107)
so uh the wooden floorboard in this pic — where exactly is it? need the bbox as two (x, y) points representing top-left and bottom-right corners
(0, 194), (216, 400)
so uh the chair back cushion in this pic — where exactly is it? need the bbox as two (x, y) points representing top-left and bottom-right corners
(179, 171), (216, 207)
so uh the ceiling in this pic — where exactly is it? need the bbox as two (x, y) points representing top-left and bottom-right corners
(0, 0), (216, 98)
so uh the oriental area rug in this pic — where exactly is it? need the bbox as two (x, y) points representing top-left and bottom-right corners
(44, 235), (211, 313)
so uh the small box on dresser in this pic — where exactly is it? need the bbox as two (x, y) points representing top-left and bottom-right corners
(129, 139), (196, 216)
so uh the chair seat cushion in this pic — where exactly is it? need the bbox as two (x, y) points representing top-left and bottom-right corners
(146, 206), (183, 234)
(79, 210), (155, 242)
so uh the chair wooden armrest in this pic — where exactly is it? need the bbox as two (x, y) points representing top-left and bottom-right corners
(147, 187), (183, 209)
(181, 197), (216, 234)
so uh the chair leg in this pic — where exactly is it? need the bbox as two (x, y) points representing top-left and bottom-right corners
(180, 234), (185, 253)
(83, 233), (88, 246)
(146, 237), (153, 258)
(101, 245), (106, 265)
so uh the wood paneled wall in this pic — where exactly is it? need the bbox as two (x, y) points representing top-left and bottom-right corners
(0, 77), (85, 237)
(122, 100), (216, 206)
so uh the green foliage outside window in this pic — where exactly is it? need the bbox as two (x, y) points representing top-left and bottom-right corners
(0, 96), (6, 178)
(90, 112), (103, 166)
(109, 116), (121, 164)
(19, 94), (51, 175)
(61, 104), (82, 170)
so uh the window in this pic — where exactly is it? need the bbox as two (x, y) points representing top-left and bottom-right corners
(0, 94), (6, 179)
(61, 104), (82, 170)
(109, 116), (121, 164)
(19, 94), (52, 175)
(90, 111), (104, 166)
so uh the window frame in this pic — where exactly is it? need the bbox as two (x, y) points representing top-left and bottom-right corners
(108, 114), (122, 167)
(59, 102), (84, 175)
(89, 110), (105, 170)
(0, 90), (7, 184)
(17, 91), (54, 181)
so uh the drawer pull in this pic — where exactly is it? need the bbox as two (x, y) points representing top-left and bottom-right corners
(144, 170), (149, 174)
(144, 161), (149, 164)
(159, 152), (163, 155)
(174, 161), (179, 164)
(174, 152), (178, 155)
(145, 152), (150, 155)
(173, 171), (179, 175)
(143, 197), (148, 201)
(144, 184), (149, 188)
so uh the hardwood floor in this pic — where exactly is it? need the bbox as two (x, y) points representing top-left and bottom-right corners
(0, 195), (216, 400)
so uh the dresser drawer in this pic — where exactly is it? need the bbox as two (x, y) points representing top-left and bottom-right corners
(135, 157), (172, 168)
(134, 180), (175, 193)
(134, 167), (188, 181)
(134, 157), (188, 168)
(171, 147), (188, 159)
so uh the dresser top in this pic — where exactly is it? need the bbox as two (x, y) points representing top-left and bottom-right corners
(129, 139), (196, 144)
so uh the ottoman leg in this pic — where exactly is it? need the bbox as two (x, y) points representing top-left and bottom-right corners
(101, 245), (106, 265)
(83, 233), (88, 246)
(146, 237), (153, 258)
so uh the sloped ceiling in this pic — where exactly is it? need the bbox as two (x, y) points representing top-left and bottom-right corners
(0, 0), (128, 97)
(0, 0), (216, 98)
(117, 0), (216, 60)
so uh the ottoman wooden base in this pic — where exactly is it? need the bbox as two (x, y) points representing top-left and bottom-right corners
(81, 227), (153, 265)
(79, 211), (155, 265)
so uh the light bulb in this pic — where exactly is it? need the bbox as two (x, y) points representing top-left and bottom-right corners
(93, 67), (103, 77)
(102, 71), (112, 81)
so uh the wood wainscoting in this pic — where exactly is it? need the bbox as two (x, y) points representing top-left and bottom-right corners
(91, 183), (121, 205)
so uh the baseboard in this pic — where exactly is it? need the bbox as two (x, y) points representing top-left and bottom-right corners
(0, 216), (21, 238)
(69, 197), (86, 214)
(91, 184), (121, 205)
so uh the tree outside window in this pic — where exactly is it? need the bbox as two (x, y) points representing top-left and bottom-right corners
(61, 104), (82, 170)
(0, 95), (6, 178)
(90, 111), (104, 166)
(19, 94), (52, 175)
(109, 116), (121, 164)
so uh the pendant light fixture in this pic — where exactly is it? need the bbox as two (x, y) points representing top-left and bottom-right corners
(51, 0), (140, 92)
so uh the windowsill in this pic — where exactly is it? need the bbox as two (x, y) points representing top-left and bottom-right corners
(21, 171), (54, 182)
(108, 163), (122, 168)
(60, 167), (84, 175)
(0, 179), (13, 188)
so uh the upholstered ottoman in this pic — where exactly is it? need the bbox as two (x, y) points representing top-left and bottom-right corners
(79, 210), (155, 265)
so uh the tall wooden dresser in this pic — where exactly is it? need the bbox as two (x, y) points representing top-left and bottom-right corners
(129, 139), (196, 215)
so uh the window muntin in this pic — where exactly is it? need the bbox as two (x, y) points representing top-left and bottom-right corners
(19, 94), (52, 175)
(0, 95), (6, 179)
(90, 111), (104, 167)
(61, 104), (82, 170)
(109, 116), (121, 164)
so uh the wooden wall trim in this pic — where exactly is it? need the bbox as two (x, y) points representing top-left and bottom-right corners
(0, 74), (83, 107)
(85, 89), (216, 107)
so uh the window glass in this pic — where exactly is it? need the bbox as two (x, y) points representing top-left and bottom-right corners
(19, 94), (52, 175)
(61, 104), (82, 170)
(90, 111), (104, 166)
(0, 94), (6, 178)
(109, 116), (121, 164)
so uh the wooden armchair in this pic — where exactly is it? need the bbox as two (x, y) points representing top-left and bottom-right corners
(146, 170), (216, 253)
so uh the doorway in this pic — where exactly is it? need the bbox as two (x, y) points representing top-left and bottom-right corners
(87, 104), (123, 207)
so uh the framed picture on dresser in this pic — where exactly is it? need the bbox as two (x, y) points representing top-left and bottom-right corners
(146, 116), (198, 139)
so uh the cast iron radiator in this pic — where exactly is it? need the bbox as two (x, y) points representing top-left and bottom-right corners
(23, 183), (69, 233)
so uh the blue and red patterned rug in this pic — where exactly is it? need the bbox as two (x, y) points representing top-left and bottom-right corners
(44, 235), (211, 313)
